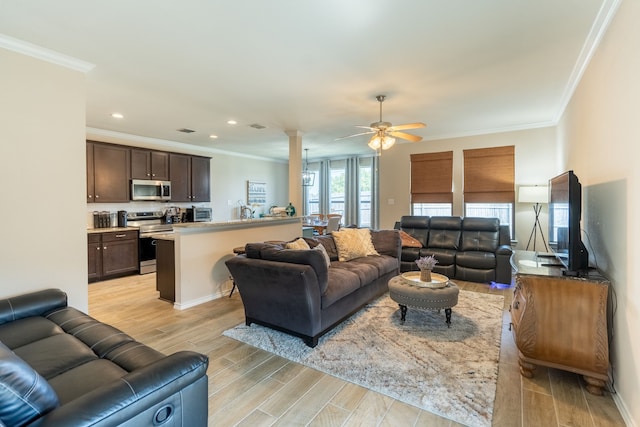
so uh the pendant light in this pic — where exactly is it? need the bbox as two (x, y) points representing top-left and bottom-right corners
(302, 148), (315, 186)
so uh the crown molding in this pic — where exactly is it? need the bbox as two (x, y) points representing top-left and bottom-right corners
(86, 127), (287, 163)
(0, 33), (94, 72)
(553, 0), (622, 123)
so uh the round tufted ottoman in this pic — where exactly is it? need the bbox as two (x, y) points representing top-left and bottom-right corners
(388, 275), (460, 326)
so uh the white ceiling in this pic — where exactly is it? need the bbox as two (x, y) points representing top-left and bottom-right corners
(1, 1), (613, 161)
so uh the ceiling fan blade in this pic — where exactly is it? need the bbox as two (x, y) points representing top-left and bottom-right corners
(334, 130), (376, 141)
(388, 131), (423, 143)
(388, 122), (426, 131)
(355, 125), (376, 130)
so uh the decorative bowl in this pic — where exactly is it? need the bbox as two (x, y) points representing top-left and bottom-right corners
(401, 272), (449, 288)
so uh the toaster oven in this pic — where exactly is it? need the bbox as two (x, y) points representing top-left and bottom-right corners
(186, 207), (212, 222)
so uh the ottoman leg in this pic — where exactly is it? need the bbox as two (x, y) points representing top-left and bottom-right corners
(445, 308), (452, 327)
(399, 304), (407, 322)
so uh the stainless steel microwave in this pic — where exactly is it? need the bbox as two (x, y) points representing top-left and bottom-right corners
(131, 179), (171, 201)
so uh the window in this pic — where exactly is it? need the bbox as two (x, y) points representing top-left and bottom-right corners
(305, 163), (320, 215)
(329, 160), (345, 216)
(465, 203), (513, 231)
(410, 151), (453, 215)
(463, 146), (515, 236)
(359, 158), (373, 227)
(303, 156), (378, 228)
(413, 203), (452, 216)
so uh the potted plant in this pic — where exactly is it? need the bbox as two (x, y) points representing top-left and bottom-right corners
(415, 255), (438, 282)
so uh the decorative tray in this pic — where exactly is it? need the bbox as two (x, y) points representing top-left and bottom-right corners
(401, 272), (449, 289)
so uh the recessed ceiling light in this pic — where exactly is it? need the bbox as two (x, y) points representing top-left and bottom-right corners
(227, 120), (237, 125)
(209, 134), (218, 139)
(111, 113), (124, 119)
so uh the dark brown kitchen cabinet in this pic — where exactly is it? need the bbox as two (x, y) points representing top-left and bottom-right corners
(87, 141), (131, 203)
(156, 239), (175, 302)
(131, 149), (169, 180)
(88, 230), (138, 282)
(87, 233), (102, 281)
(169, 153), (211, 202)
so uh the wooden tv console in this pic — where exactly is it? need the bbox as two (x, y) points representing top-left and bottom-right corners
(510, 250), (610, 395)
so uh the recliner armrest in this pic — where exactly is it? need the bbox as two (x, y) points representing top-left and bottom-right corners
(26, 351), (209, 427)
(496, 244), (513, 256)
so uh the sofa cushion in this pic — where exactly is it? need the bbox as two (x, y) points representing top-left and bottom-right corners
(456, 251), (496, 269)
(13, 333), (99, 380)
(330, 260), (379, 287)
(0, 316), (63, 349)
(46, 359), (128, 404)
(0, 341), (60, 427)
(460, 217), (500, 252)
(322, 269), (362, 308)
(370, 229), (401, 258)
(313, 244), (331, 268)
(428, 216), (462, 249)
(259, 245), (329, 289)
(349, 255), (399, 276)
(332, 228), (379, 261)
(285, 238), (311, 250)
(399, 215), (429, 247)
(304, 235), (339, 261)
(399, 230), (422, 248)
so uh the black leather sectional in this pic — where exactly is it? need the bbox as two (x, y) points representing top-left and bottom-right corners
(0, 288), (209, 427)
(395, 216), (513, 284)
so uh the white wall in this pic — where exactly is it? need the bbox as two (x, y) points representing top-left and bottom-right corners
(378, 126), (557, 249)
(84, 131), (289, 226)
(0, 49), (88, 311)
(557, 0), (638, 424)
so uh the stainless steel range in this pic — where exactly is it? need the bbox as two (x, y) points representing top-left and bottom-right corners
(127, 211), (173, 274)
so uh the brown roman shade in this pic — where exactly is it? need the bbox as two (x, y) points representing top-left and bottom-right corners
(410, 151), (453, 204)
(463, 146), (515, 203)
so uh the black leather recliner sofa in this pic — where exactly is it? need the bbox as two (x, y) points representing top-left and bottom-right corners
(0, 288), (209, 427)
(396, 216), (513, 284)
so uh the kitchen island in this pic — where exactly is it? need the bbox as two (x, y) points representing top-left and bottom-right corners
(154, 216), (301, 309)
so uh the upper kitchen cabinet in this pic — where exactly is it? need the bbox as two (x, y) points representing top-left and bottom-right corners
(87, 141), (131, 203)
(169, 153), (211, 202)
(131, 149), (169, 180)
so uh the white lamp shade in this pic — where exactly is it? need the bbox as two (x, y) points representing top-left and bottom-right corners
(518, 185), (549, 203)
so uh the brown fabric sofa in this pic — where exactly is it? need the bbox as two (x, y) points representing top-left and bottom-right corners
(225, 229), (401, 347)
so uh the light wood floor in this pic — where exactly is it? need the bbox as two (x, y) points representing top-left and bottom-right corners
(88, 274), (626, 427)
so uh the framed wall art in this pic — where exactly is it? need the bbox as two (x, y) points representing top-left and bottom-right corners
(247, 181), (266, 205)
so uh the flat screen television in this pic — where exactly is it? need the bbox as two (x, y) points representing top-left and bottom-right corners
(548, 170), (589, 275)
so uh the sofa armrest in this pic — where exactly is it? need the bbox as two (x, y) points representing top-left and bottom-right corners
(27, 351), (208, 427)
(0, 289), (67, 326)
(495, 244), (514, 284)
(226, 256), (323, 337)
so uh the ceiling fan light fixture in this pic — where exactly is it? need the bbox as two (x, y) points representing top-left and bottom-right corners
(302, 148), (315, 186)
(368, 135), (382, 150)
(381, 136), (396, 150)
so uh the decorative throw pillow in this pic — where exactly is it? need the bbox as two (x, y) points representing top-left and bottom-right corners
(285, 238), (311, 250)
(0, 341), (60, 426)
(313, 243), (331, 268)
(399, 230), (422, 248)
(331, 228), (379, 262)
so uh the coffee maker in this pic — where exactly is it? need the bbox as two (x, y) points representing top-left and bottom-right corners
(117, 210), (127, 227)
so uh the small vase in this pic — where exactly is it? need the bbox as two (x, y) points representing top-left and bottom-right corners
(420, 269), (432, 282)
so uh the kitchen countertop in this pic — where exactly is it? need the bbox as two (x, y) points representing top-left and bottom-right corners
(171, 216), (301, 233)
(87, 227), (139, 234)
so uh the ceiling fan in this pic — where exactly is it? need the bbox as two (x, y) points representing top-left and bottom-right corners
(337, 95), (426, 151)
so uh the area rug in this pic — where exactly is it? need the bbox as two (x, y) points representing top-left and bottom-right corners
(223, 289), (504, 427)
